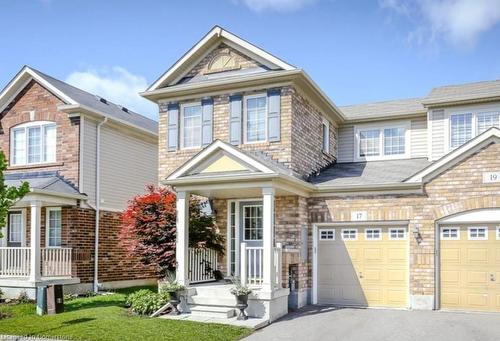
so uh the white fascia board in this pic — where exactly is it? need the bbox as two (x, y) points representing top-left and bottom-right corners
(406, 127), (500, 183)
(146, 26), (295, 92)
(167, 140), (275, 180)
(0, 66), (77, 113)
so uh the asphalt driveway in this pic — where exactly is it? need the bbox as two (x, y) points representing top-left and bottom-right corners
(245, 306), (500, 341)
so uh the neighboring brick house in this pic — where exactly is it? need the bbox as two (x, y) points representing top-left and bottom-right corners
(0, 66), (158, 298)
(142, 26), (500, 323)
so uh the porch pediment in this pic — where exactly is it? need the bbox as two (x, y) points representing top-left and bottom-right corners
(167, 140), (276, 181)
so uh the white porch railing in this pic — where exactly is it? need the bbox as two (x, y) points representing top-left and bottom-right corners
(240, 243), (283, 288)
(188, 248), (218, 284)
(41, 248), (73, 277)
(0, 247), (30, 277)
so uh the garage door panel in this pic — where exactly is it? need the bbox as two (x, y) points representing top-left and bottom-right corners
(440, 222), (500, 312)
(318, 226), (408, 308)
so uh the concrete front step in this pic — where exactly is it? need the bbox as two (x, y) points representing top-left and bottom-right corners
(188, 304), (236, 318)
(192, 285), (234, 298)
(188, 295), (236, 307)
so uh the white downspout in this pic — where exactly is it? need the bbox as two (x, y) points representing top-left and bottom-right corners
(94, 117), (108, 292)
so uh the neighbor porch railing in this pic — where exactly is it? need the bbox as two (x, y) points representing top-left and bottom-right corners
(0, 247), (30, 277)
(41, 248), (72, 277)
(188, 248), (218, 284)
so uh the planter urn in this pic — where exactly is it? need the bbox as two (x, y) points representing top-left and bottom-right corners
(235, 294), (249, 320)
(168, 291), (181, 315)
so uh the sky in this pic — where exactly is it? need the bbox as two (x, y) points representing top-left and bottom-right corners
(1, 0), (500, 120)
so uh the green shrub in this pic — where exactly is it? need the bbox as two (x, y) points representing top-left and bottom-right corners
(126, 289), (169, 315)
(16, 290), (31, 304)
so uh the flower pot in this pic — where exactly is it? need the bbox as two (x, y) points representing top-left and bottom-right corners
(235, 294), (248, 320)
(168, 290), (181, 315)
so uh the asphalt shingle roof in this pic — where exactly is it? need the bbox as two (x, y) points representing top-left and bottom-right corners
(310, 158), (431, 187)
(30, 68), (158, 134)
(5, 171), (82, 196)
(423, 79), (500, 106)
(340, 98), (426, 121)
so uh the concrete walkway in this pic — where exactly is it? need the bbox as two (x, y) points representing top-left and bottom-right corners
(245, 306), (500, 341)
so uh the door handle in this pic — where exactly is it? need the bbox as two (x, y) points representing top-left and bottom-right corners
(490, 274), (496, 282)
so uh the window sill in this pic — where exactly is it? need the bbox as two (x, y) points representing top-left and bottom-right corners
(8, 162), (64, 171)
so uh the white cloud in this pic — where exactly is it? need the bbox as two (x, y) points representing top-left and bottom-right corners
(65, 67), (157, 120)
(380, 0), (500, 49)
(235, 0), (317, 12)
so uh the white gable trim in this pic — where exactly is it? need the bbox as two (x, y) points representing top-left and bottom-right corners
(167, 140), (275, 180)
(146, 26), (295, 91)
(0, 66), (76, 113)
(406, 127), (500, 183)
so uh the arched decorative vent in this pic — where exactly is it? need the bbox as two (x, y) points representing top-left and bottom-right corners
(206, 52), (240, 74)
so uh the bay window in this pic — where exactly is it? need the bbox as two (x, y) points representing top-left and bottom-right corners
(357, 124), (408, 160)
(11, 121), (57, 166)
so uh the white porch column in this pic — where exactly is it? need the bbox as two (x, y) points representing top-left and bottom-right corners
(29, 200), (42, 282)
(175, 191), (189, 286)
(262, 187), (275, 292)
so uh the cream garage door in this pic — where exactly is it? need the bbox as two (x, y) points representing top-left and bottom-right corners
(440, 224), (500, 312)
(317, 226), (409, 308)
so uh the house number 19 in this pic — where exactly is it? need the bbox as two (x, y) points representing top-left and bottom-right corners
(483, 172), (500, 183)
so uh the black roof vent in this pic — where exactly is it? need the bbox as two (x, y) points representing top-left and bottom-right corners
(99, 97), (108, 104)
(120, 106), (129, 113)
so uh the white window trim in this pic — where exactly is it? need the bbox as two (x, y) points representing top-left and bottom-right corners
(467, 226), (488, 241)
(45, 207), (62, 248)
(179, 101), (202, 150)
(322, 117), (330, 154)
(341, 228), (358, 241)
(319, 228), (335, 241)
(242, 204), (263, 242)
(389, 227), (407, 240)
(10, 120), (57, 166)
(497, 226), (500, 241)
(444, 105), (500, 153)
(243, 93), (268, 144)
(441, 227), (460, 241)
(6, 209), (26, 245)
(354, 121), (410, 161)
(365, 228), (381, 241)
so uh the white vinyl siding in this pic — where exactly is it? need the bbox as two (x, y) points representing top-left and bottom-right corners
(430, 110), (446, 160)
(338, 125), (354, 163)
(82, 119), (97, 205)
(100, 126), (157, 211)
(410, 116), (427, 158)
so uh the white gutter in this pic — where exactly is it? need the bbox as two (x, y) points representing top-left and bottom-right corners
(94, 117), (108, 292)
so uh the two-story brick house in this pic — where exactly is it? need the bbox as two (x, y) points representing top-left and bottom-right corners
(0, 66), (158, 298)
(142, 26), (500, 323)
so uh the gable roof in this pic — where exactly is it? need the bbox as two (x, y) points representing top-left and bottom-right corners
(340, 97), (426, 122)
(147, 26), (296, 91)
(422, 79), (500, 107)
(406, 127), (500, 183)
(0, 66), (158, 135)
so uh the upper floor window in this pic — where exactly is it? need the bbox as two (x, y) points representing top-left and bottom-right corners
(356, 123), (408, 160)
(10, 121), (56, 166)
(322, 118), (330, 154)
(180, 103), (202, 148)
(244, 94), (267, 143)
(448, 111), (499, 150)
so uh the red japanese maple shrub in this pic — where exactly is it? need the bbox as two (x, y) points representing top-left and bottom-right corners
(119, 185), (224, 276)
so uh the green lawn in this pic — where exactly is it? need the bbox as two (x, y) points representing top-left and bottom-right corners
(0, 286), (251, 341)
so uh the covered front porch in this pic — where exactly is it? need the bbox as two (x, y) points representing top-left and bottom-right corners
(165, 141), (312, 322)
(0, 173), (86, 295)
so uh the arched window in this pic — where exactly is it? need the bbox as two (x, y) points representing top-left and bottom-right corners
(10, 121), (57, 166)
